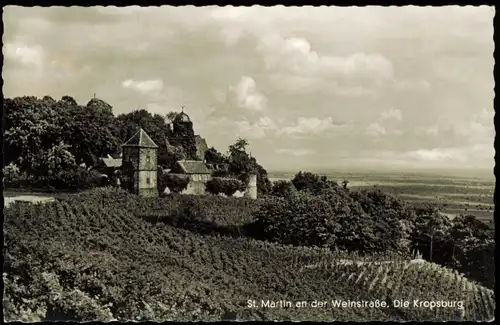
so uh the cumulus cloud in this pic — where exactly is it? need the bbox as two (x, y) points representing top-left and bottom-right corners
(416, 125), (440, 137)
(228, 76), (267, 112)
(365, 122), (387, 137)
(235, 116), (277, 139)
(121, 79), (164, 95)
(403, 143), (493, 164)
(4, 42), (44, 67)
(276, 148), (315, 156)
(277, 117), (340, 136)
(417, 108), (493, 144)
(379, 108), (403, 121)
(258, 35), (394, 87)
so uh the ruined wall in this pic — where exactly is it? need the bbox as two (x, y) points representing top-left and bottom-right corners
(181, 174), (211, 195)
(243, 174), (258, 199)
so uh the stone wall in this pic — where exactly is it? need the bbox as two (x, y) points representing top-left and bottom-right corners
(243, 174), (258, 199)
(181, 174), (211, 195)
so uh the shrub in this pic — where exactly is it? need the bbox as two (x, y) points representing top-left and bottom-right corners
(160, 174), (190, 193)
(206, 178), (244, 197)
(269, 180), (297, 198)
(3, 162), (21, 182)
(48, 167), (103, 191)
(291, 171), (337, 195)
(251, 192), (340, 248)
(3, 166), (102, 192)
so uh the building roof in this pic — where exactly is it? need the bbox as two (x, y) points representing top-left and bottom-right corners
(122, 128), (158, 148)
(101, 158), (122, 168)
(175, 160), (212, 174)
(174, 111), (191, 123)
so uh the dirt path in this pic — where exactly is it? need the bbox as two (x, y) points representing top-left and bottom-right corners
(4, 195), (55, 208)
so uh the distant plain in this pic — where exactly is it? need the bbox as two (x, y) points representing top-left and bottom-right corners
(268, 170), (494, 224)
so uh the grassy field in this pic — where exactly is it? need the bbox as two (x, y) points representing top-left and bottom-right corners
(268, 171), (494, 224)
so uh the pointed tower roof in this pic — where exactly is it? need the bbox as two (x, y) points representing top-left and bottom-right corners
(122, 128), (158, 148)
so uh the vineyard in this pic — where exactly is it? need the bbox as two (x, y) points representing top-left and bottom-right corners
(3, 195), (495, 322)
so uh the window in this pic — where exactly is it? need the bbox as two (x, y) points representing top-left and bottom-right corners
(146, 155), (151, 164)
(146, 178), (151, 184)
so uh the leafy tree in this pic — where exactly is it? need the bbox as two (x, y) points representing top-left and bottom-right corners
(410, 204), (452, 263)
(161, 174), (190, 193)
(226, 138), (272, 195)
(291, 171), (337, 195)
(349, 188), (416, 254)
(205, 178), (244, 196)
(166, 111), (183, 122)
(252, 192), (341, 248)
(3, 162), (21, 182)
(3, 96), (63, 174)
(34, 142), (78, 178)
(204, 147), (228, 165)
(55, 98), (119, 167)
(269, 180), (297, 198)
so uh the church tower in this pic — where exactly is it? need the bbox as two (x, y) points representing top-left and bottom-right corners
(172, 108), (197, 160)
(121, 128), (158, 197)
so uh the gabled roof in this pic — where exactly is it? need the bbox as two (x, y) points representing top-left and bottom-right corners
(175, 160), (211, 174)
(122, 128), (158, 148)
(101, 158), (122, 168)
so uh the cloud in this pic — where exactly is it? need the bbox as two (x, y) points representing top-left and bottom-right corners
(403, 143), (493, 164)
(235, 116), (277, 139)
(416, 125), (439, 137)
(276, 148), (315, 156)
(365, 122), (387, 137)
(4, 42), (44, 67)
(416, 108), (493, 144)
(2, 6), (493, 172)
(258, 35), (394, 86)
(228, 76), (267, 112)
(277, 117), (340, 136)
(379, 108), (403, 121)
(121, 79), (164, 95)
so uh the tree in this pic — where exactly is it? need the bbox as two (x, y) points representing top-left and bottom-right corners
(3, 96), (63, 174)
(205, 178), (244, 196)
(291, 171), (337, 195)
(160, 174), (190, 193)
(410, 205), (452, 263)
(58, 99), (119, 167)
(269, 180), (297, 198)
(34, 142), (77, 178)
(204, 147), (228, 165)
(251, 192), (340, 248)
(349, 188), (416, 254)
(225, 138), (272, 195)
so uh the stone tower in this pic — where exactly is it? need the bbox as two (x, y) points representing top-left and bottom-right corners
(172, 110), (197, 160)
(121, 128), (158, 197)
(244, 173), (258, 199)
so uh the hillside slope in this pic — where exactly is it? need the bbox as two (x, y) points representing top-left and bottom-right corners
(3, 200), (494, 321)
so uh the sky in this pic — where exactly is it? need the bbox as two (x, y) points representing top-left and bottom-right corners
(3, 6), (495, 174)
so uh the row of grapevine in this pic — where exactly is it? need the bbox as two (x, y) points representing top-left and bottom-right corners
(3, 198), (495, 322)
